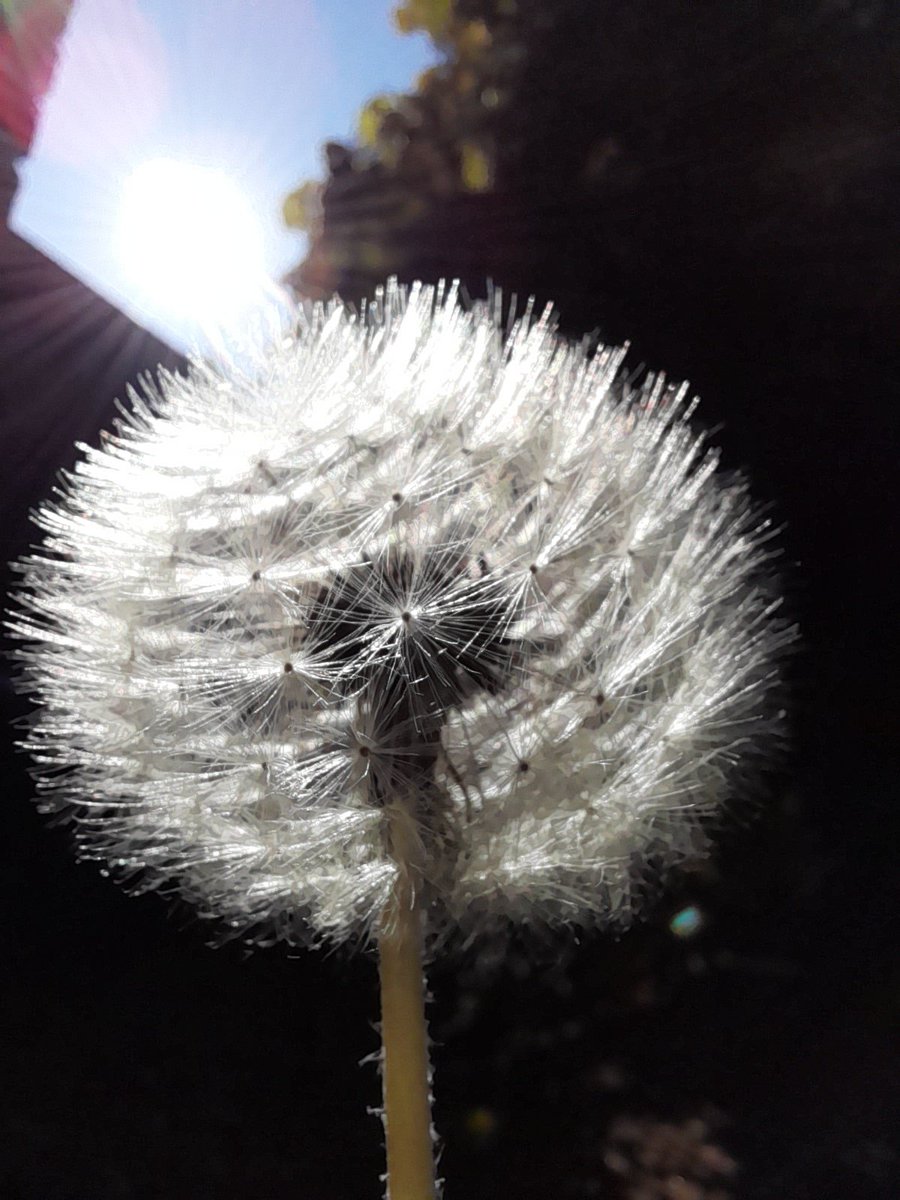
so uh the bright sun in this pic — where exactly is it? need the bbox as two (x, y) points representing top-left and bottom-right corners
(116, 159), (268, 330)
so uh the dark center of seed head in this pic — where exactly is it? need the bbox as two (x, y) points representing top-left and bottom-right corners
(306, 548), (521, 803)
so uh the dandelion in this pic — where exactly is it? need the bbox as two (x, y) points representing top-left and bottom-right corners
(8, 280), (792, 1198)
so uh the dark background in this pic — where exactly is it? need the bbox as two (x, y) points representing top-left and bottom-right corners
(2, 4), (898, 1197)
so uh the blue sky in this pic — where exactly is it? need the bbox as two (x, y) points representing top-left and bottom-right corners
(11, 0), (437, 349)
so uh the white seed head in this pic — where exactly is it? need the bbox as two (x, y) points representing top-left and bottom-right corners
(8, 281), (793, 949)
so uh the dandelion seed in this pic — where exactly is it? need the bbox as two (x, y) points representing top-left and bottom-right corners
(7, 279), (793, 1199)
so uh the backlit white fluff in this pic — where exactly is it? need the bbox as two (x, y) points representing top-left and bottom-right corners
(9, 281), (792, 948)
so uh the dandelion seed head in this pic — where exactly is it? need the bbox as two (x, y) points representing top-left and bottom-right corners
(8, 281), (793, 949)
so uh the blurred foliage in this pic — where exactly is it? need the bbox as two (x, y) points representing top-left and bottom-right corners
(282, 180), (322, 234)
(458, 139), (491, 191)
(393, 0), (453, 40)
(283, 0), (900, 365)
(356, 93), (400, 148)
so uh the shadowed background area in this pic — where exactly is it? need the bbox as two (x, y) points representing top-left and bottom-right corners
(2, 2), (898, 1198)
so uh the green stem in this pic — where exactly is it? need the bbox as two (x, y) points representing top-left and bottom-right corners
(377, 803), (436, 1200)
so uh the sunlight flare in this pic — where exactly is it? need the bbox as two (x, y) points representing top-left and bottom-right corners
(116, 158), (267, 330)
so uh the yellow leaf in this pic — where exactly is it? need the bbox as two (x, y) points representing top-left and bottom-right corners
(357, 95), (397, 147)
(282, 181), (322, 231)
(459, 143), (492, 192)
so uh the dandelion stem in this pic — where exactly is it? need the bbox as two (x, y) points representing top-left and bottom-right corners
(378, 804), (436, 1200)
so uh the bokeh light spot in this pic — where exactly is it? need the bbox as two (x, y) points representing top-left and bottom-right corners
(669, 904), (703, 938)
